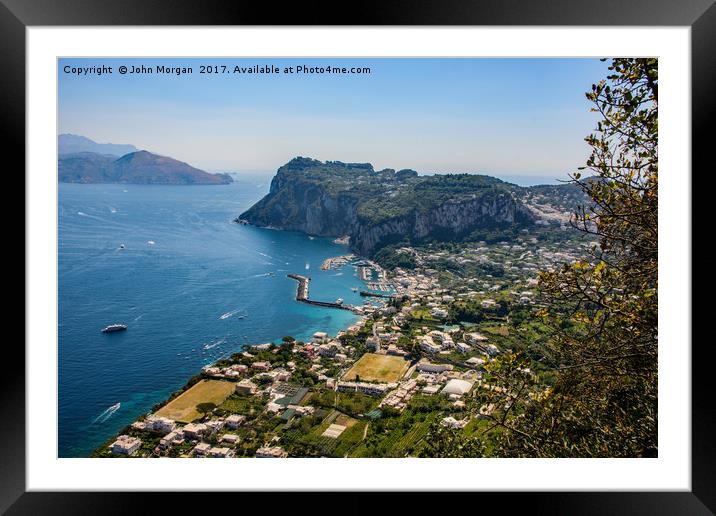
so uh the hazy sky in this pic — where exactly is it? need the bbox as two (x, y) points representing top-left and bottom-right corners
(58, 58), (609, 178)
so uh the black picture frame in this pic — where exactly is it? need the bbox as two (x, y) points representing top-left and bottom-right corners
(6, 0), (711, 513)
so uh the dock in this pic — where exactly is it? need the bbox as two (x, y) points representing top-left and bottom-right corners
(287, 274), (356, 312)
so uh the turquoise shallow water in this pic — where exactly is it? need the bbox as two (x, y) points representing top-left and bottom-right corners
(58, 176), (368, 457)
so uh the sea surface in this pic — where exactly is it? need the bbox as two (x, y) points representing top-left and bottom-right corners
(58, 176), (370, 457)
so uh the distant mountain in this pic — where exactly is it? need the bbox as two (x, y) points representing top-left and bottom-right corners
(59, 150), (233, 185)
(58, 134), (138, 157)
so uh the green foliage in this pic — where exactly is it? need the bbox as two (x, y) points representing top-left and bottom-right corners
(195, 402), (216, 415)
(417, 420), (485, 458)
(373, 246), (417, 269)
(481, 59), (659, 458)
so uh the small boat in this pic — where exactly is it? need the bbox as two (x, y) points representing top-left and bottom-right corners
(351, 287), (358, 292)
(336, 298), (343, 305)
(101, 324), (127, 333)
(119, 244), (125, 249)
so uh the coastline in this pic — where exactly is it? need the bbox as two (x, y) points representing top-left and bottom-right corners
(58, 181), (379, 457)
(89, 255), (378, 457)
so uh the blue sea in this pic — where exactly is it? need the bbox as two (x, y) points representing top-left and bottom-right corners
(58, 176), (369, 457)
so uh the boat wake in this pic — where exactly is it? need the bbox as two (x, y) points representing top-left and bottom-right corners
(203, 338), (226, 350)
(92, 402), (121, 424)
(219, 309), (246, 320)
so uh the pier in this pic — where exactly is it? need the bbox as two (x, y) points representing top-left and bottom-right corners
(287, 274), (356, 312)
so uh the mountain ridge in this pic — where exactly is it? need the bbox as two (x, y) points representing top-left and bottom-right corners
(58, 148), (233, 185)
(58, 134), (138, 157)
(238, 157), (556, 256)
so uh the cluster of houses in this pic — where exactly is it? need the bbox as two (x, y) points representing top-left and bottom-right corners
(390, 265), (441, 295)
(380, 378), (419, 411)
(412, 328), (498, 358)
(113, 408), (252, 458)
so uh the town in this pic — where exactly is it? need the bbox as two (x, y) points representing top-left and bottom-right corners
(95, 223), (592, 459)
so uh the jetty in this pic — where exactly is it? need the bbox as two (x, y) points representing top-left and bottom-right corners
(287, 274), (356, 312)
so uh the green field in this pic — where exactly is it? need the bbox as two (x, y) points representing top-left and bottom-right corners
(342, 353), (409, 383)
(155, 379), (236, 423)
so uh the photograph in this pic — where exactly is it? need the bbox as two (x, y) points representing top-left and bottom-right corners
(57, 56), (658, 460)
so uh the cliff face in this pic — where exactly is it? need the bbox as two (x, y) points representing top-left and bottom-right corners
(350, 194), (532, 255)
(239, 157), (535, 256)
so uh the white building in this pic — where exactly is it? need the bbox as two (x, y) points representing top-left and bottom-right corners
(110, 435), (142, 456)
(193, 442), (211, 456)
(235, 379), (258, 395)
(441, 379), (474, 397)
(145, 416), (176, 435)
(416, 360), (453, 374)
(422, 385), (441, 395)
(337, 381), (397, 396)
(204, 419), (225, 434)
(183, 423), (208, 440)
(430, 307), (448, 318)
(208, 446), (235, 458)
(466, 356), (486, 367)
(225, 414), (246, 429)
(456, 342), (471, 353)
(159, 430), (184, 449)
(485, 344), (500, 356)
(465, 332), (489, 344)
(313, 332), (329, 344)
(441, 416), (468, 429)
(256, 446), (288, 458)
(418, 336), (441, 354)
(220, 434), (240, 445)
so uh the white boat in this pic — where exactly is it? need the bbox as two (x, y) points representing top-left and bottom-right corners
(101, 324), (127, 333)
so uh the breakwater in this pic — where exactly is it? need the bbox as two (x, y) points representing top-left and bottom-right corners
(287, 274), (355, 311)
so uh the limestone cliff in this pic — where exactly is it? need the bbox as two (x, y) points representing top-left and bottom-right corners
(239, 157), (534, 256)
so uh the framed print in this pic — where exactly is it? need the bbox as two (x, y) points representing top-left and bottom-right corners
(6, 0), (713, 513)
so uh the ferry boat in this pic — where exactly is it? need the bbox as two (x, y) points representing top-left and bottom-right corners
(101, 324), (128, 333)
